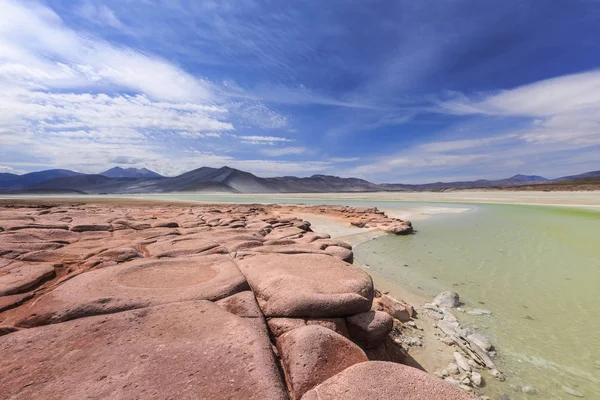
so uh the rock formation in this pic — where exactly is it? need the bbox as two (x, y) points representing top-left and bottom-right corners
(0, 201), (471, 399)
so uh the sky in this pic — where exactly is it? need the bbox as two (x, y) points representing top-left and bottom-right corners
(1, 0), (600, 183)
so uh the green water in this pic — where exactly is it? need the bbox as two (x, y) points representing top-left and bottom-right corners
(355, 204), (600, 399)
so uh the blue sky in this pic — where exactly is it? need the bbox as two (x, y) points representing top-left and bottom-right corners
(1, 0), (600, 182)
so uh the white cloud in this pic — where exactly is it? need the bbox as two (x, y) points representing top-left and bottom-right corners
(237, 135), (294, 145)
(438, 70), (600, 147)
(260, 146), (307, 156)
(78, 1), (127, 31)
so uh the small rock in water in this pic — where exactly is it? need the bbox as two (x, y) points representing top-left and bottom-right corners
(561, 386), (584, 397)
(470, 371), (483, 387)
(521, 385), (537, 394)
(524, 315), (535, 320)
(433, 291), (460, 308)
(466, 308), (492, 316)
(467, 333), (494, 351)
(498, 395), (512, 400)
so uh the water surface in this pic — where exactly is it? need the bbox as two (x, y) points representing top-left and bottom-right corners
(355, 203), (600, 399)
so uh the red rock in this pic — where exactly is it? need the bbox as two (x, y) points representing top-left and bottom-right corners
(301, 361), (477, 400)
(145, 237), (225, 258)
(268, 317), (307, 337)
(264, 227), (306, 240)
(0, 241), (64, 259)
(0, 261), (55, 296)
(0, 301), (287, 400)
(346, 311), (393, 348)
(237, 253), (373, 318)
(0, 291), (34, 312)
(8, 223), (69, 231)
(306, 317), (350, 338)
(216, 291), (268, 335)
(322, 246), (353, 263)
(69, 224), (112, 232)
(277, 325), (368, 399)
(15, 254), (249, 327)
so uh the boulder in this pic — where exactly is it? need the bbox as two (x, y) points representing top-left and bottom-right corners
(346, 311), (393, 348)
(0, 301), (287, 400)
(322, 246), (354, 263)
(0, 261), (55, 296)
(15, 254), (249, 327)
(302, 361), (477, 400)
(277, 325), (368, 399)
(237, 253), (373, 318)
(383, 222), (413, 235)
(434, 291), (460, 308)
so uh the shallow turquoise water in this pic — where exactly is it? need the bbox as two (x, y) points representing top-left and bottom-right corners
(355, 204), (600, 399)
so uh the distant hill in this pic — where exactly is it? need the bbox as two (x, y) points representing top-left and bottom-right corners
(0, 169), (83, 190)
(1, 166), (598, 194)
(100, 167), (163, 179)
(552, 170), (600, 182)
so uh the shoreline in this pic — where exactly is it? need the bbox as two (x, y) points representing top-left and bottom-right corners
(3, 189), (600, 210)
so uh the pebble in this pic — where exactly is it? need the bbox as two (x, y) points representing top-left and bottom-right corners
(466, 308), (492, 316)
(561, 386), (584, 397)
(524, 315), (535, 320)
(521, 385), (537, 394)
(471, 371), (483, 387)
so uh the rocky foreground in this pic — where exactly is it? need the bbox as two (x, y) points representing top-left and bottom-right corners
(0, 200), (475, 399)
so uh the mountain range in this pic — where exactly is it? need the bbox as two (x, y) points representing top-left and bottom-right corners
(0, 166), (598, 194)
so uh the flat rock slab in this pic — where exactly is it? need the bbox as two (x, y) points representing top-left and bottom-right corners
(237, 253), (373, 318)
(16, 254), (249, 327)
(0, 262), (56, 296)
(277, 325), (368, 399)
(302, 361), (477, 400)
(0, 301), (287, 400)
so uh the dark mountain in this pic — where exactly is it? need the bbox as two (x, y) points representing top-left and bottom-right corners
(553, 170), (600, 182)
(100, 166), (163, 179)
(3, 166), (598, 194)
(506, 174), (548, 182)
(0, 169), (83, 190)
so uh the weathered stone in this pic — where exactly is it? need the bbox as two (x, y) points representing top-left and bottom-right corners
(302, 361), (477, 400)
(237, 253), (373, 318)
(145, 237), (226, 258)
(346, 311), (393, 348)
(0, 262), (55, 296)
(0, 292), (34, 312)
(306, 318), (350, 338)
(467, 333), (494, 351)
(15, 254), (249, 327)
(70, 224), (112, 232)
(374, 294), (415, 322)
(277, 325), (368, 399)
(454, 352), (471, 372)
(434, 291), (460, 308)
(322, 246), (353, 263)
(0, 301), (287, 400)
(268, 318), (307, 337)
